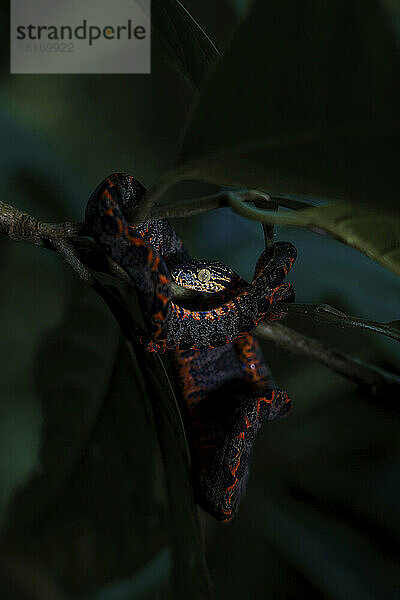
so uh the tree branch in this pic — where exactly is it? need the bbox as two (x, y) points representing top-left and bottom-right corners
(0, 197), (398, 398)
(0, 199), (132, 283)
(0, 200), (85, 244)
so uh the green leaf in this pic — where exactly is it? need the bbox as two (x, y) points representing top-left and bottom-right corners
(299, 203), (400, 276)
(151, 0), (219, 88)
(228, 198), (400, 276)
(180, 0), (399, 209)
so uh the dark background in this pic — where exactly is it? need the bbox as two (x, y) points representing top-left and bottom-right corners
(0, 1), (399, 599)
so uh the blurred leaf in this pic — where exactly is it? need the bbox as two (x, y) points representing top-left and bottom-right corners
(0, 553), (66, 600)
(0, 44), (191, 187)
(87, 549), (170, 600)
(135, 351), (214, 599)
(0, 242), (63, 527)
(7, 281), (121, 528)
(0, 116), (121, 533)
(287, 205), (400, 279)
(228, 0), (252, 18)
(151, 0), (220, 88)
(262, 390), (400, 530)
(205, 384), (399, 599)
(262, 493), (398, 600)
(180, 0), (399, 209)
(4, 284), (164, 591)
(0, 114), (89, 526)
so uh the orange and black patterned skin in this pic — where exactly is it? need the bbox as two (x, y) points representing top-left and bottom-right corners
(85, 172), (297, 521)
(85, 173), (297, 351)
(172, 338), (291, 521)
(171, 275), (294, 521)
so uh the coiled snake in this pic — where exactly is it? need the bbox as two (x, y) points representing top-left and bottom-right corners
(86, 173), (297, 521)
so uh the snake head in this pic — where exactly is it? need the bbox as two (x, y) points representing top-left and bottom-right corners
(169, 260), (240, 293)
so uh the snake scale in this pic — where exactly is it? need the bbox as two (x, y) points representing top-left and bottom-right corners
(86, 173), (297, 521)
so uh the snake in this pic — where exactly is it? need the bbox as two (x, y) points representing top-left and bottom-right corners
(85, 172), (297, 521)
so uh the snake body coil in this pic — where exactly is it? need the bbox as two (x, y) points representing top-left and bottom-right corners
(86, 172), (297, 521)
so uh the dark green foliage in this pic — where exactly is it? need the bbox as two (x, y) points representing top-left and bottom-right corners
(0, 1), (399, 599)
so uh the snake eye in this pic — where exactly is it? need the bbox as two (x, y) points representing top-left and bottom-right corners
(197, 268), (211, 283)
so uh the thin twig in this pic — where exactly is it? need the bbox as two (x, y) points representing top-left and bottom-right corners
(128, 189), (273, 222)
(129, 163), (323, 224)
(256, 321), (400, 395)
(252, 195), (276, 253)
(273, 303), (400, 343)
(129, 189), (313, 223)
(133, 170), (181, 223)
(228, 192), (307, 226)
